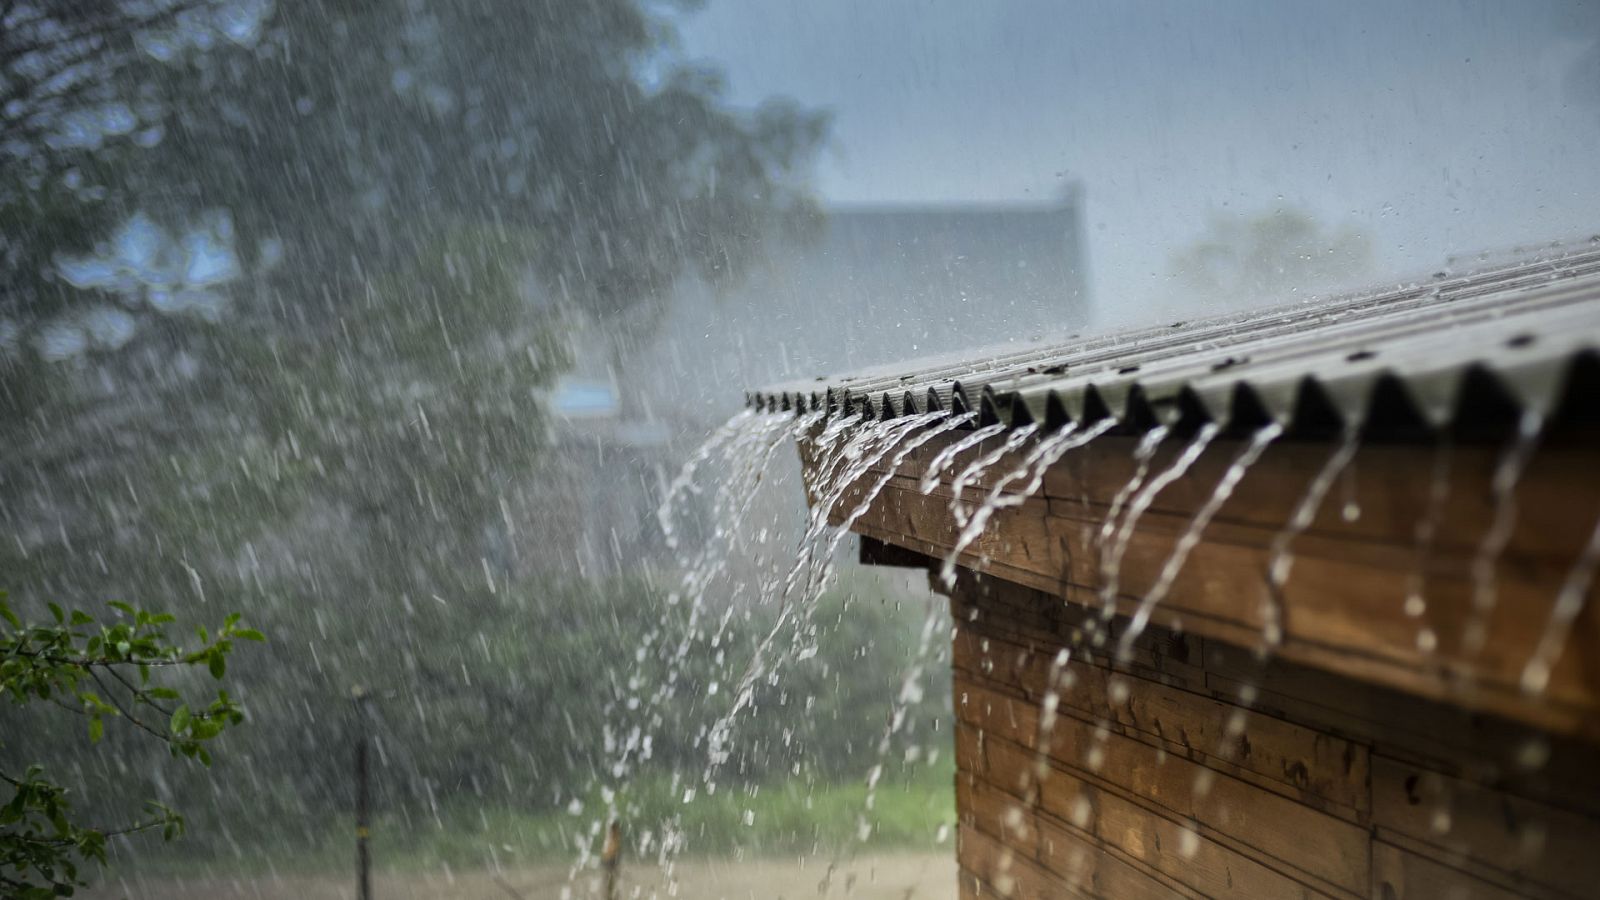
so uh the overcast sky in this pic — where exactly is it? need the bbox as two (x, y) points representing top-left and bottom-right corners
(678, 0), (1600, 325)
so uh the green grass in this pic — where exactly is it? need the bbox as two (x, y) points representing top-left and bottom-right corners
(113, 764), (956, 877)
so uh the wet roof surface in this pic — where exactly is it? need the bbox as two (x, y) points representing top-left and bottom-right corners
(748, 244), (1600, 439)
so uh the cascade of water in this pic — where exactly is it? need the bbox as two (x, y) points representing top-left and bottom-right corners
(707, 412), (949, 778)
(1404, 440), (1454, 653)
(783, 412), (942, 601)
(1521, 510), (1600, 694)
(792, 410), (960, 606)
(1260, 423), (1360, 650)
(939, 419), (1116, 587)
(1463, 409), (1544, 656)
(947, 423), (1042, 526)
(576, 409), (801, 884)
(1116, 422), (1282, 661)
(1097, 424), (1219, 624)
(1092, 426), (1170, 618)
(919, 423), (1008, 495)
(829, 412), (976, 550)
(656, 408), (757, 550)
(819, 594), (952, 887)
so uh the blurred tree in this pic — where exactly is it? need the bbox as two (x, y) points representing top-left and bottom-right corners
(1169, 208), (1371, 303)
(0, 0), (834, 865)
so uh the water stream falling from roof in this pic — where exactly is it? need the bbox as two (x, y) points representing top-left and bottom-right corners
(947, 423), (1042, 530)
(938, 419), (1115, 588)
(1097, 424), (1215, 629)
(1404, 440), (1455, 655)
(705, 411), (944, 789)
(1092, 425), (1171, 626)
(578, 408), (800, 884)
(1116, 421), (1282, 662)
(1522, 509), (1600, 695)
(919, 423), (1007, 495)
(595, 372), (1596, 895)
(1261, 423), (1361, 651)
(1464, 409), (1545, 657)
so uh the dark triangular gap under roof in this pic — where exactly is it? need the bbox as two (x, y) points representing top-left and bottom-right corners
(1360, 373), (1434, 443)
(1547, 349), (1600, 436)
(1447, 364), (1526, 442)
(1284, 376), (1348, 440)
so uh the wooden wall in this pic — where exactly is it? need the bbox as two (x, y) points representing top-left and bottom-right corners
(946, 572), (1600, 900)
(820, 428), (1600, 740)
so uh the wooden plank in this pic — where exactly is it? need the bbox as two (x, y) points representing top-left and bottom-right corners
(958, 823), (1093, 899)
(1202, 641), (1600, 818)
(837, 459), (1600, 737)
(1032, 813), (1202, 900)
(954, 627), (1371, 817)
(1372, 841), (1531, 900)
(973, 730), (1339, 899)
(1371, 755), (1600, 899)
(954, 676), (1371, 895)
(874, 429), (1600, 562)
(957, 772), (1038, 859)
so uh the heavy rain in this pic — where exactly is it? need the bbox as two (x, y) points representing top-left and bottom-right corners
(3, 2), (1599, 899)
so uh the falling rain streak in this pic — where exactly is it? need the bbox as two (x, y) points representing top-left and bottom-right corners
(624, 368), (1599, 890)
(1116, 421), (1282, 661)
(1464, 409), (1545, 657)
(1261, 423), (1361, 651)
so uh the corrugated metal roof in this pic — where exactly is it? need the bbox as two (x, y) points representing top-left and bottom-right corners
(748, 245), (1600, 439)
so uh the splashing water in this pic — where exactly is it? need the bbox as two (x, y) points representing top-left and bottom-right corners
(1463, 409), (1544, 657)
(1521, 509), (1600, 694)
(947, 423), (1042, 526)
(1098, 424), (1219, 624)
(828, 594), (951, 885)
(831, 412), (977, 550)
(787, 410), (959, 608)
(919, 423), (1008, 494)
(656, 408), (758, 551)
(580, 409), (801, 882)
(1261, 423), (1360, 650)
(708, 411), (950, 779)
(1116, 422), (1282, 661)
(939, 419), (1116, 587)
(1404, 440), (1454, 653)
(1093, 426), (1170, 618)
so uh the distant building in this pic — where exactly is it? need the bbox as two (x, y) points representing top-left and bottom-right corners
(535, 189), (1091, 575)
(627, 188), (1091, 429)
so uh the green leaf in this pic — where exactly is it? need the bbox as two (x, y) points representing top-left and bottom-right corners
(69, 610), (94, 626)
(233, 628), (266, 642)
(170, 705), (192, 734)
(89, 716), (104, 744)
(146, 687), (180, 701)
(208, 653), (226, 680)
(108, 601), (135, 617)
(47, 602), (64, 623)
(0, 599), (19, 629)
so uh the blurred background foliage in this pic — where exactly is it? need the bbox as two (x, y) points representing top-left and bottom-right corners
(0, 0), (955, 879)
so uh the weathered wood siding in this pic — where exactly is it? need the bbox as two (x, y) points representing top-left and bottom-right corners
(815, 428), (1600, 739)
(948, 573), (1600, 900)
(806, 421), (1600, 898)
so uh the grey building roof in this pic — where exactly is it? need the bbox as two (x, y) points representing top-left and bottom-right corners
(749, 243), (1600, 439)
(626, 197), (1089, 426)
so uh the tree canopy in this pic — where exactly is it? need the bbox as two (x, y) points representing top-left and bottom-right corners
(0, 0), (836, 881)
